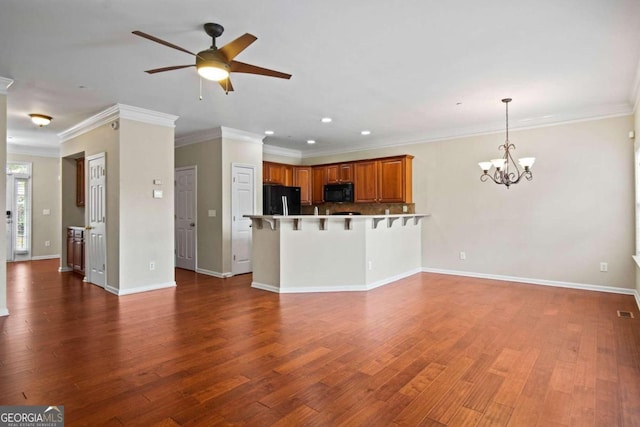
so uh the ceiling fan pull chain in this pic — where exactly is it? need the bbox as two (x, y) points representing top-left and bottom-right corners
(199, 77), (203, 101)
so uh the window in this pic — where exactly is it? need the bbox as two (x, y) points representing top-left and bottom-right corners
(7, 162), (32, 260)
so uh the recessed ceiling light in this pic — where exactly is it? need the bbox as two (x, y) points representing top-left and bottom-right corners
(264, 130), (275, 135)
(307, 140), (316, 144)
(321, 117), (332, 123)
(361, 130), (371, 135)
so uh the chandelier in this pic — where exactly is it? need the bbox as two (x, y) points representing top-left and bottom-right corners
(478, 98), (535, 188)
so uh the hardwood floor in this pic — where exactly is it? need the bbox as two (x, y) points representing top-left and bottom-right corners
(1, 260), (639, 426)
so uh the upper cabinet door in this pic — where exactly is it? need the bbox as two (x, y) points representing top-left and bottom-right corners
(326, 163), (354, 184)
(354, 161), (378, 203)
(294, 166), (312, 205)
(263, 161), (286, 184)
(377, 156), (413, 203)
(312, 166), (326, 204)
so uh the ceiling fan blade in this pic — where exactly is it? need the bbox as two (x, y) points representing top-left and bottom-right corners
(218, 78), (234, 93)
(144, 64), (195, 74)
(132, 30), (197, 57)
(219, 33), (257, 61)
(230, 61), (292, 79)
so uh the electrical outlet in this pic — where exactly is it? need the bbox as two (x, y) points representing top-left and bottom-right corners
(459, 251), (466, 260)
(402, 205), (408, 213)
(600, 262), (608, 272)
(149, 261), (155, 271)
(44, 240), (50, 247)
(368, 260), (373, 270)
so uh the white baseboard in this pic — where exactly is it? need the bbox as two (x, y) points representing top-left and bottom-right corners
(252, 268), (422, 294)
(31, 254), (60, 260)
(251, 282), (281, 293)
(423, 267), (638, 297)
(196, 268), (233, 278)
(0, 307), (8, 317)
(105, 281), (177, 296)
(58, 266), (72, 272)
(635, 290), (640, 311)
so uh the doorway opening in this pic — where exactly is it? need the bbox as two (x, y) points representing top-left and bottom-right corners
(6, 162), (32, 262)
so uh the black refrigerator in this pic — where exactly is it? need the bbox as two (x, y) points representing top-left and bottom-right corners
(263, 185), (301, 215)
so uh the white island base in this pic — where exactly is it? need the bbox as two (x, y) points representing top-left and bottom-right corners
(246, 214), (427, 293)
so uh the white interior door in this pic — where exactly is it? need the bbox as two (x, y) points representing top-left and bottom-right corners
(87, 154), (106, 287)
(175, 167), (196, 271)
(231, 164), (255, 275)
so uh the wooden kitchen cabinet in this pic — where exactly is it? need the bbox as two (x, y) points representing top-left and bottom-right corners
(263, 161), (286, 184)
(294, 166), (312, 205)
(326, 163), (354, 184)
(378, 156), (413, 202)
(354, 155), (413, 203)
(67, 227), (85, 275)
(76, 158), (85, 207)
(311, 166), (326, 204)
(263, 161), (294, 185)
(354, 161), (378, 203)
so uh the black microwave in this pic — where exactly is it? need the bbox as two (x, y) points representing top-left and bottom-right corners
(324, 183), (354, 203)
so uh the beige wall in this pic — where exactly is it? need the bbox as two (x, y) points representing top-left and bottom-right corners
(61, 122), (120, 286)
(175, 139), (223, 273)
(306, 115), (636, 290)
(118, 119), (175, 290)
(175, 132), (263, 276)
(7, 153), (61, 258)
(263, 152), (302, 165)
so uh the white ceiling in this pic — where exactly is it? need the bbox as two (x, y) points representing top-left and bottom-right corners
(1, 0), (639, 157)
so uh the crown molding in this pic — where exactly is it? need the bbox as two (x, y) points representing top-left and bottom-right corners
(0, 77), (14, 95)
(59, 103), (178, 143)
(8, 143), (59, 158)
(175, 126), (264, 148)
(220, 126), (264, 145)
(263, 144), (302, 159)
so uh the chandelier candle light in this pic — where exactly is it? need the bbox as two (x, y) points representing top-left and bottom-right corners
(478, 98), (535, 188)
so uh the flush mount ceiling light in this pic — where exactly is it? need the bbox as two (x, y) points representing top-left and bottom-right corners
(478, 98), (535, 189)
(321, 117), (332, 123)
(307, 140), (316, 144)
(29, 114), (52, 127)
(264, 130), (275, 135)
(360, 130), (371, 135)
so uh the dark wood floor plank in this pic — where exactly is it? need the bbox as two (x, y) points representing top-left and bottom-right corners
(0, 261), (638, 426)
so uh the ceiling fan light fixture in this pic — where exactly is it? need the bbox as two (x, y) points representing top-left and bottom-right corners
(196, 50), (230, 81)
(29, 114), (52, 127)
(197, 65), (230, 81)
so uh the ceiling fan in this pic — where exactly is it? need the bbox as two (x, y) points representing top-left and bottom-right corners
(132, 23), (291, 93)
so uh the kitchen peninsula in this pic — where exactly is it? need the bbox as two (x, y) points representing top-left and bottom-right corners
(246, 213), (427, 293)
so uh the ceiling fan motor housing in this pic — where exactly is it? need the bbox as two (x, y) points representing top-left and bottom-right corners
(196, 49), (230, 71)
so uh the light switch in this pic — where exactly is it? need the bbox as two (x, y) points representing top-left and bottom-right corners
(42, 209), (50, 216)
(153, 179), (162, 185)
(208, 210), (216, 217)
(153, 190), (163, 199)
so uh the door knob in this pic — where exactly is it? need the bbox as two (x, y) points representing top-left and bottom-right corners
(190, 223), (196, 227)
